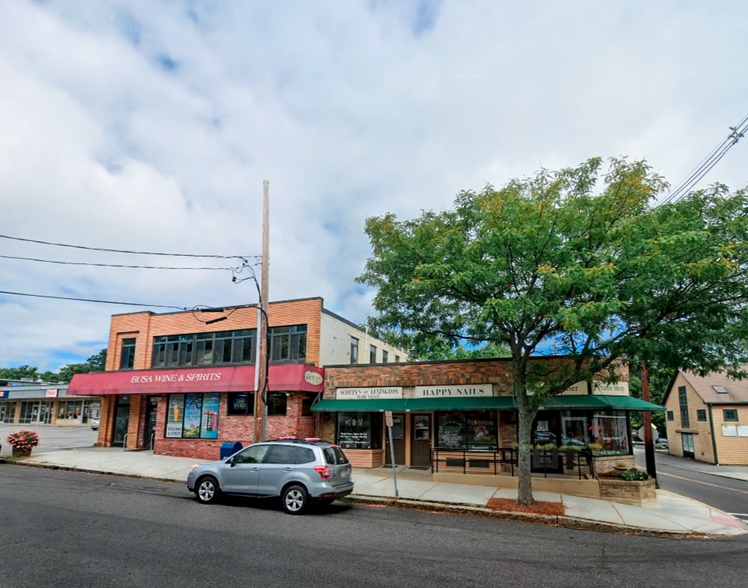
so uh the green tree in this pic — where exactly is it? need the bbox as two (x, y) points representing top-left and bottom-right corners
(0, 365), (39, 381)
(86, 348), (107, 372)
(358, 157), (748, 505)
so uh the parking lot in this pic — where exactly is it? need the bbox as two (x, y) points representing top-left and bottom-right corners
(0, 423), (97, 456)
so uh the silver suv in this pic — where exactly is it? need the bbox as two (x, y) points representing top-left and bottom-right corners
(187, 438), (353, 514)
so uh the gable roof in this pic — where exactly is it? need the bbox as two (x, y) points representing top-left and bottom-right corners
(669, 366), (748, 405)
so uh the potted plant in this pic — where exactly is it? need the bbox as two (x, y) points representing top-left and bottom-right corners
(588, 442), (602, 456)
(614, 461), (629, 472)
(7, 430), (40, 458)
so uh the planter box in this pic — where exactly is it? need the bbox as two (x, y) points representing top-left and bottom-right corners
(12, 447), (32, 458)
(598, 477), (657, 506)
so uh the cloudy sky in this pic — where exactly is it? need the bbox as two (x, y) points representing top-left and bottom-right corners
(0, 0), (746, 370)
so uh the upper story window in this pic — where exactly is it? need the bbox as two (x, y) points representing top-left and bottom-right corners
(152, 329), (256, 368)
(269, 325), (307, 363)
(382, 350), (389, 364)
(120, 338), (136, 370)
(678, 386), (690, 428)
(151, 324), (307, 369)
(724, 409), (739, 422)
(350, 337), (359, 365)
(395, 355), (400, 363)
(370, 345), (377, 364)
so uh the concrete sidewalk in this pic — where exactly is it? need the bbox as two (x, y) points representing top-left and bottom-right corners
(9, 447), (747, 537)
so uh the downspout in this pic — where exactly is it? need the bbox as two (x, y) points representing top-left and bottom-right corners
(708, 404), (719, 465)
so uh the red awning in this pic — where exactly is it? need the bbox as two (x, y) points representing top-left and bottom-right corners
(67, 364), (324, 396)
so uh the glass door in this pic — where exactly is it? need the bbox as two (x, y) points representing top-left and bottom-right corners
(682, 433), (695, 459)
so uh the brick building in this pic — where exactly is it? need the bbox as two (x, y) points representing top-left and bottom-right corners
(664, 367), (748, 465)
(313, 357), (662, 478)
(67, 297), (407, 460)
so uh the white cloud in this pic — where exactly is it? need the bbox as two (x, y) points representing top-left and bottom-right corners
(0, 0), (746, 369)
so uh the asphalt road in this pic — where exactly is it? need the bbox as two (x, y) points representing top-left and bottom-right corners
(636, 449), (748, 522)
(0, 424), (97, 457)
(1, 466), (747, 588)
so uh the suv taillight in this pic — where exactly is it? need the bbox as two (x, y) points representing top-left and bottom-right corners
(314, 466), (331, 480)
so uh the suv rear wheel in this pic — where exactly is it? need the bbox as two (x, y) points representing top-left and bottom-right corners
(196, 476), (220, 504)
(281, 484), (308, 515)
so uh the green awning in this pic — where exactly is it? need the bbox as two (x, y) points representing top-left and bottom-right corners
(312, 395), (663, 412)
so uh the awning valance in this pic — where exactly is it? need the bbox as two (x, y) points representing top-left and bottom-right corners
(312, 395), (664, 412)
(67, 364), (324, 396)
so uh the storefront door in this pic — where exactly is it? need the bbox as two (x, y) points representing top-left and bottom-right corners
(411, 414), (432, 468)
(112, 396), (131, 447)
(531, 411), (563, 474)
(385, 413), (406, 465)
(682, 433), (695, 459)
(0, 403), (14, 424)
(143, 396), (159, 449)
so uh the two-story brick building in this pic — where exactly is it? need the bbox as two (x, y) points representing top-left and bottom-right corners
(67, 297), (407, 460)
(664, 367), (748, 465)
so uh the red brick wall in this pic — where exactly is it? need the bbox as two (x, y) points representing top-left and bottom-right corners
(107, 298), (323, 373)
(324, 358), (628, 398)
(152, 392), (317, 460)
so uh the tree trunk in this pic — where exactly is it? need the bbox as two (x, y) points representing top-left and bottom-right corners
(515, 375), (537, 506)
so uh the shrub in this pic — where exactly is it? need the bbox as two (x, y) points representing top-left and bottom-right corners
(611, 468), (649, 481)
(588, 443), (602, 450)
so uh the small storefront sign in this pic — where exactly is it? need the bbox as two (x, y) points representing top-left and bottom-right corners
(414, 384), (492, 398)
(45, 389), (58, 398)
(336, 387), (403, 400)
(563, 381), (630, 396)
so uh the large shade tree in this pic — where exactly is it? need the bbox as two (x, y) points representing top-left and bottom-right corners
(358, 157), (748, 504)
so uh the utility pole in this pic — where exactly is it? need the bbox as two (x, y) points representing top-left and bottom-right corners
(253, 180), (270, 443)
(641, 362), (657, 479)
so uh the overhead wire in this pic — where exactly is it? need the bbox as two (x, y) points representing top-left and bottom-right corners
(0, 289), (188, 310)
(0, 253), (238, 271)
(659, 112), (748, 206)
(0, 233), (260, 260)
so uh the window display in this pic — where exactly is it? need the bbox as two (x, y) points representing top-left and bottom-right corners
(337, 412), (383, 449)
(437, 411), (497, 451)
(561, 411), (588, 447)
(165, 393), (221, 440)
(592, 411), (629, 455)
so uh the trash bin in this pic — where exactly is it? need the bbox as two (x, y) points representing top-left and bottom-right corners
(220, 441), (243, 460)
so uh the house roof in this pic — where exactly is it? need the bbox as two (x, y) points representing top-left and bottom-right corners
(671, 366), (748, 405)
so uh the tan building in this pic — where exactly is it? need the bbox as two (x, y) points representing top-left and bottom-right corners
(664, 368), (748, 465)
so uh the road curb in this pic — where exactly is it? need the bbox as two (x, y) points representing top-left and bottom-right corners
(344, 494), (740, 539)
(0, 458), (183, 484)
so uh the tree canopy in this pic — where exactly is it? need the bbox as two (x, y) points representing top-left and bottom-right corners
(0, 349), (108, 384)
(358, 156), (748, 503)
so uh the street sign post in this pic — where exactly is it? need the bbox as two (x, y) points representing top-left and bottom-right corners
(384, 410), (399, 497)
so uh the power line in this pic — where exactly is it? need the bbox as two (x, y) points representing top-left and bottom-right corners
(0, 253), (237, 271)
(0, 289), (188, 310)
(0, 233), (260, 260)
(660, 112), (748, 206)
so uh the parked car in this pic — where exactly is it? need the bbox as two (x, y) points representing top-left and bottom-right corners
(187, 439), (354, 515)
(655, 438), (669, 449)
(90, 418), (100, 431)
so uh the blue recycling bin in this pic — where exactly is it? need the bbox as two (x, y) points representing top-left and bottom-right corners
(220, 441), (243, 460)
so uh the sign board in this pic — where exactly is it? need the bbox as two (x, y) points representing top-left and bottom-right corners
(414, 384), (492, 398)
(0, 391), (8, 399)
(739, 426), (748, 438)
(335, 387), (403, 400)
(385, 411), (393, 427)
(723, 424), (739, 437)
(562, 381), (630, 396)
(45, 389), (58, 398)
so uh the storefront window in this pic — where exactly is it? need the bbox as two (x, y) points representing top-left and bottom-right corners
(301, 393), (316, 417)
(337, 412), (383, 450)
(165, 393), (221, 439)
(561, 411), (589, 448)
(227, 392), (254, 415)
(437, 411), (498, 451)
(592, 411), (629, 455)
(268, 393), (288, 416)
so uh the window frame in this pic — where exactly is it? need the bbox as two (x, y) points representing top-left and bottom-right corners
(120, 338), (137, 370)
(382, 350), (388, 364)
(267, 392), (288, 417)
(667, 411), (674, 421)
(678, 386), (690, 428)
(350, 337), (359, 365)
(369, 345), (377, 364)
(151, 329), (257, 369)
(723, 409), (739, 422)
(697, 409), (707, 422)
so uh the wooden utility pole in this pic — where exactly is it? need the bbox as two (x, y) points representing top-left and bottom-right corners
(641, 363), (657, 479)
(254, 180), (270, 443)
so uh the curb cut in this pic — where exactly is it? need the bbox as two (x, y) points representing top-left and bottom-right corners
(344, 494), (739, 539)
